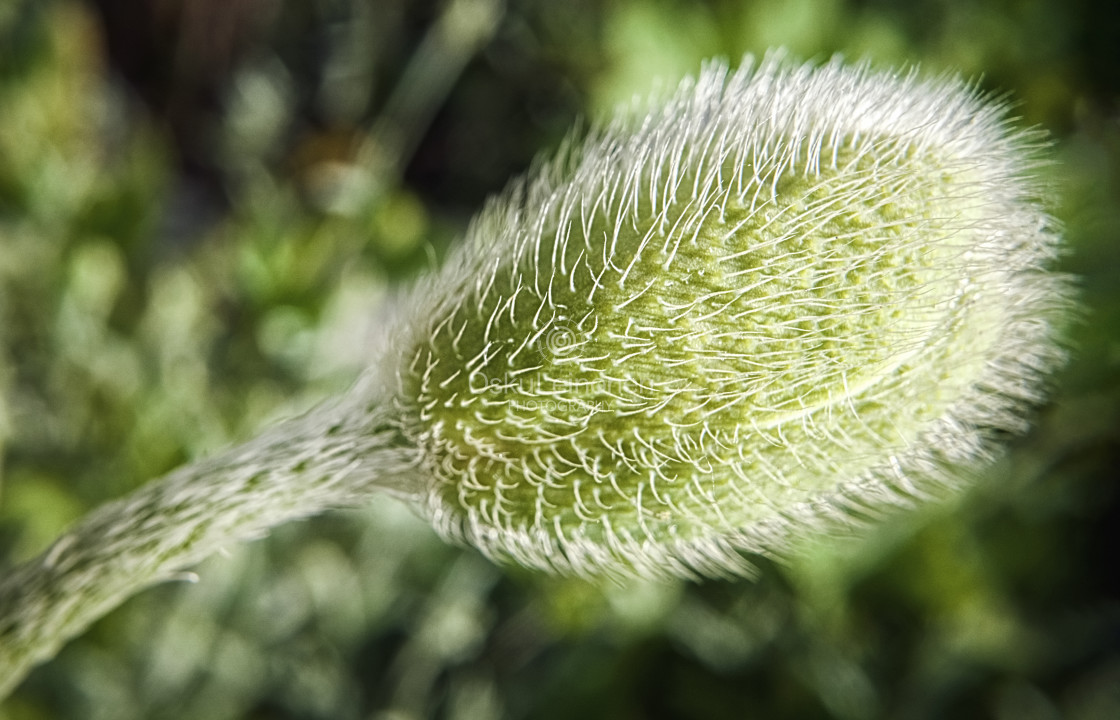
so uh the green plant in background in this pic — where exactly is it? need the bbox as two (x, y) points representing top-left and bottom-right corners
(2, 1), (1118, 719)
(0, 45), (1071, 699)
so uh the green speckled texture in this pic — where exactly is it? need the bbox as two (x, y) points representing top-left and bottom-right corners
(406, 140), (1001, 569)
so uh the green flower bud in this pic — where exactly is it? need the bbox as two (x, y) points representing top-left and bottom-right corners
(395, 55), (1069, 578)
(0, 53), (1070, 698)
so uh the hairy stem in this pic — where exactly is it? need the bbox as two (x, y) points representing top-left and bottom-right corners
(0, 390), (419, 699)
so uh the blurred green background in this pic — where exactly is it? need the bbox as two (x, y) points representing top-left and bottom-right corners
(1, 0), (1118, 718)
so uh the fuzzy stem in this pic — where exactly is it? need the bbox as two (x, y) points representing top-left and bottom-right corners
(0, 390), (419, 699)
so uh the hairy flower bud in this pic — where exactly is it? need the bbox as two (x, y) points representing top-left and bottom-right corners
(0, 53), (1070, 699)
(395, 55), (1068, 578)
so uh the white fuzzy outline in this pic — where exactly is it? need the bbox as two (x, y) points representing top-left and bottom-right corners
(394, 53), (1072, 579)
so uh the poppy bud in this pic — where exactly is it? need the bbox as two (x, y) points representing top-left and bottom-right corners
(397, 55), (1069, 578)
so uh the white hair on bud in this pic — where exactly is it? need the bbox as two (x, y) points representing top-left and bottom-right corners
(396, 53), (1070, 578)
(0, 51), (1072, 700)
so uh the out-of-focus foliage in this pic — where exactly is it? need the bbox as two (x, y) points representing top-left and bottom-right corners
(1, 0), (1117, 718)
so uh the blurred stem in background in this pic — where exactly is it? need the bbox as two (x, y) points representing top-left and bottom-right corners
(87, 0), (504, 246)
(1, 0), (1118, 719)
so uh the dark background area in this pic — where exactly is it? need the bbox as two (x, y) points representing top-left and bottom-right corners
(1, 0), (1118, 718)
